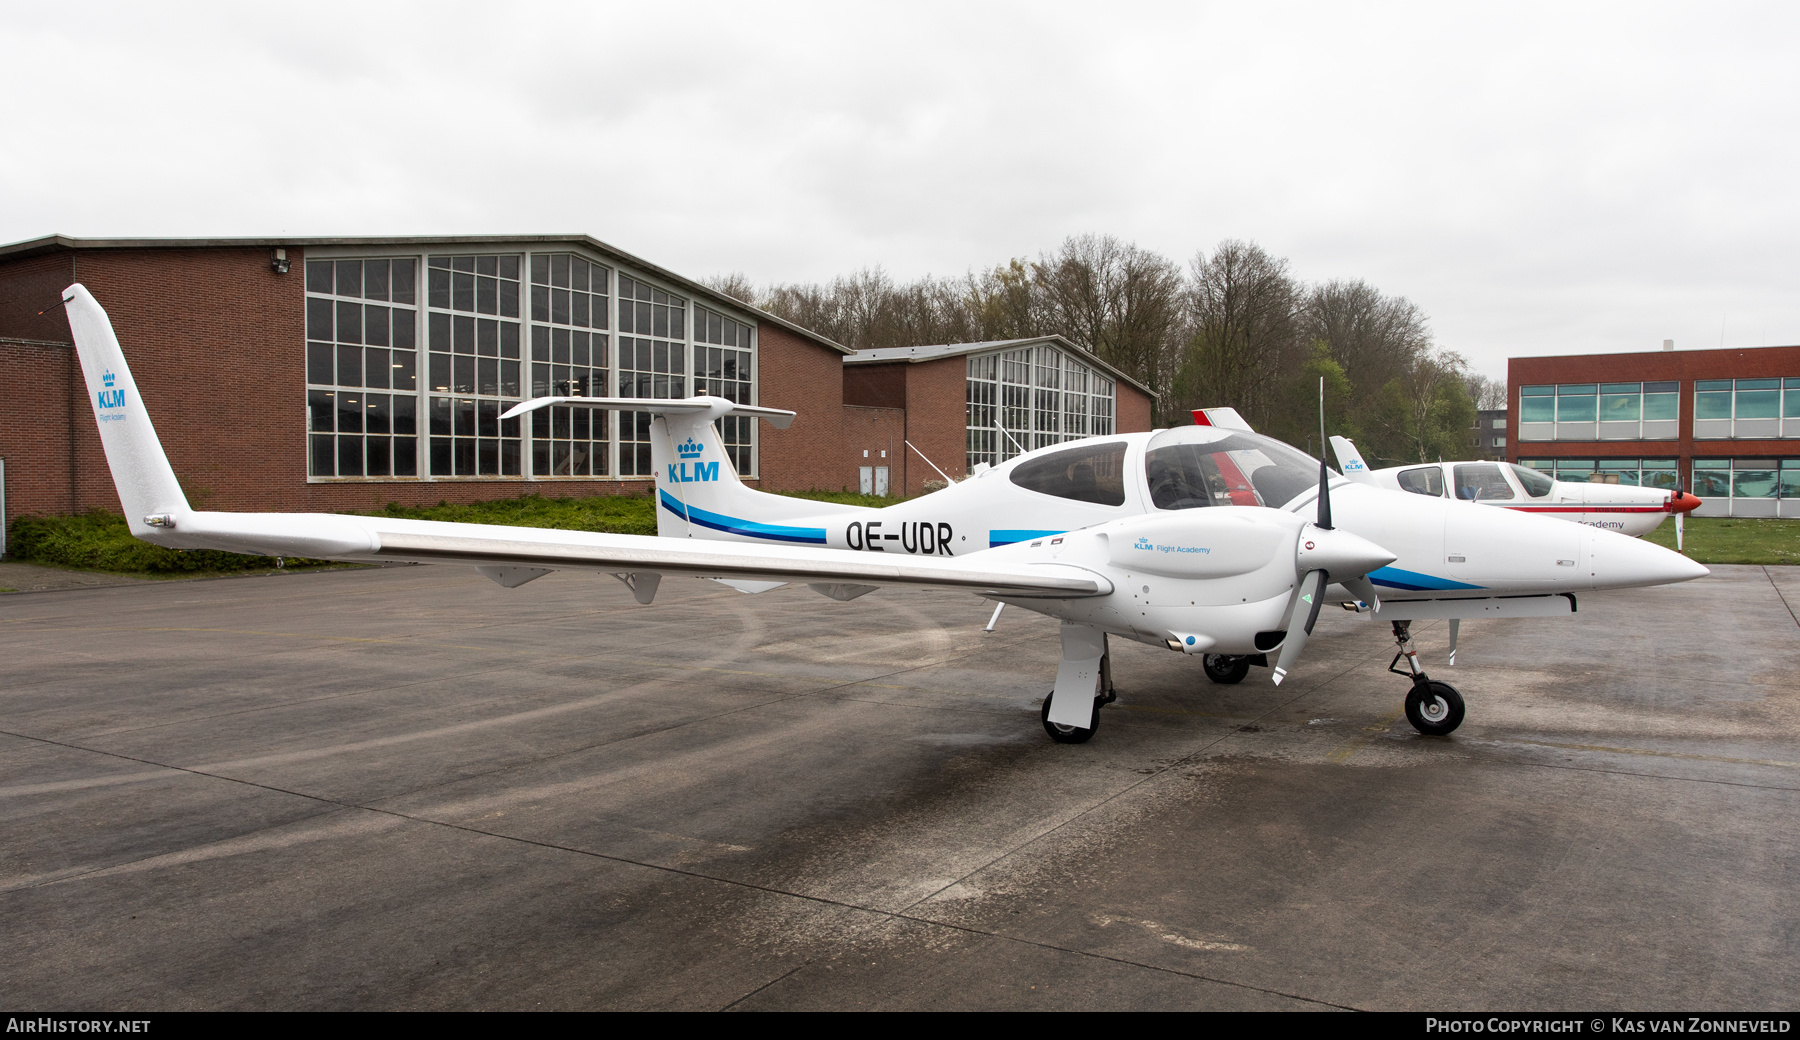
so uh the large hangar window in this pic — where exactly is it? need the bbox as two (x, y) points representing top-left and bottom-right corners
(529, 253), (611, 477)
(616, 275), (687, 477)
(305, 247), (758, 483)
(306, 259), (419, 477)
(426, 255), (524, 476)
(966, 345), (1118, 471)
(694, 306), (755, 476)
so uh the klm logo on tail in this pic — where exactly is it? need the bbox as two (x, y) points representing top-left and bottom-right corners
(668, 437), (718, 483)
(96, 370), (128, 419)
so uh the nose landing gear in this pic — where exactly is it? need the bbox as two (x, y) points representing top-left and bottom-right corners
(1390, 620), (1465, 736)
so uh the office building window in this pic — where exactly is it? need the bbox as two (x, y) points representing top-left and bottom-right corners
(1520, 457), (1679, 490)
(1519, 382), (1679, 442)
(1694, 378), (1800, 440)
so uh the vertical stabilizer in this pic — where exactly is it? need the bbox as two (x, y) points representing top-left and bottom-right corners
(62, 285), (191, 534)
(1329, 436), (1376, 485)
(652, 408), (849, 540)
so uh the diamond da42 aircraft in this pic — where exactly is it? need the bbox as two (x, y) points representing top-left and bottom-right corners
(63, 285), (1705, 744)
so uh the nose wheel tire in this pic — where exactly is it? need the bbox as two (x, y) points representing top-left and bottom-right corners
(1202, 654), (1251, 685)
(1405, 680), (1465, 736)
(1041, 692), (1102, 744)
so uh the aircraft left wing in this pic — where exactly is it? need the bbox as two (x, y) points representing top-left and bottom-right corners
(167, 510), (1112, 598)
(59, 282), (1105, 601)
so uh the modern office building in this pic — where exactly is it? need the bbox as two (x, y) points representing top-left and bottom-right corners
(0, 236), (1155, 529)
(1508, 343), (1800, 516)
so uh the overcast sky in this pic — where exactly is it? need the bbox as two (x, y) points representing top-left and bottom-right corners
(5, 1), (1796, 379)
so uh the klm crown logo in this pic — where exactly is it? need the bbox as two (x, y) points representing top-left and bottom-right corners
(96, 370), (127, 412)
(677, 437), (705, 459)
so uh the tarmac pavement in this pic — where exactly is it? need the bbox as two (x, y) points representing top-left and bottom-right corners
(1, 563), (1796, 1010)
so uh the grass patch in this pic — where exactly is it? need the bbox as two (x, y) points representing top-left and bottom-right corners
(368, 494), (659, 535)
(1642, 516), (1800, 565)
(5, 510), (333, 575)
(768, 489), (895, 509)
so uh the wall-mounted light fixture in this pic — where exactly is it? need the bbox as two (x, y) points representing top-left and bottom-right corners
(271, 248), (290, 274)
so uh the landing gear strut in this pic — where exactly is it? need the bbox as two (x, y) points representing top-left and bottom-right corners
(1041, 637), (1116, 743)
(1390, 620), (1465, 736)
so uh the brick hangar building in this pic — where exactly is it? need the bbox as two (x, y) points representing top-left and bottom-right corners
(0, 235), (1153, 532)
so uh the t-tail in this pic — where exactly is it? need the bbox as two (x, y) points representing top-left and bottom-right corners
(1329, 436), (1376, 486)
(63, 284), (192, 535)
(500, 395), (870, 542)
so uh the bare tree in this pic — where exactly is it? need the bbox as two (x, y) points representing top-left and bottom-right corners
(964, 259), (1042, 341)
(701, 272), (757, 305)
(1300, 279), (1434, 405)
(1464, 372), (1507, 410)
(1031, 235), (1185, 419)
(1176, 240), (1303, 426)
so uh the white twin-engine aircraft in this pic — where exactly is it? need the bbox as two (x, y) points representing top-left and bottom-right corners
(1328, 437), (1703, 548)
(64, 285), (1705, 744)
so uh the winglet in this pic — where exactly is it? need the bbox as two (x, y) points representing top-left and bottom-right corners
(61, 284), (191, 535)
(1329, 436), (1376, 485)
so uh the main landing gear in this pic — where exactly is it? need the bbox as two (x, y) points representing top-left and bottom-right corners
(1390, 620), (1465, 736)
(1202, 654), (1252, 685)
(1041, 641), (1117, 744)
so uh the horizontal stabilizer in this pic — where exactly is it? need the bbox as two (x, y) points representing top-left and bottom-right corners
(500, 395), (795, 429)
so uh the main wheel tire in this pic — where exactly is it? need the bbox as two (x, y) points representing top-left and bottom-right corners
(1203, 654), (1251, 685)
(1405, 680), (1465, 736)
(1041, 692), (1101, 744)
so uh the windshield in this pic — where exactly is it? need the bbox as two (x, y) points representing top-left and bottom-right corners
(1144, 426), (1323, 510)
(1509, 464), (1554, 498)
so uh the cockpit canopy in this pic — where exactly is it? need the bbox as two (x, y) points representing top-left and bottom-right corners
(1001, 425), (1326, 511)
(1143, 426), (1322, 511)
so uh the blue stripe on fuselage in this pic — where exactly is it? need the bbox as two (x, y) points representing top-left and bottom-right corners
(1369, 566), (1485, 591)
(988, 529), (1065, 548)
(658, 490), (828, 544)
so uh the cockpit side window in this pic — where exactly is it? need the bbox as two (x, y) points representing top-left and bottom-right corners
(1008, 441), (1128, 506)
(1453, 462), (1515, 501)
(1396, 466), (1445, 497)
(1509, 463), (1554, 498)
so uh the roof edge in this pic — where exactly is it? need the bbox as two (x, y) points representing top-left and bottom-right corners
(844, 335), (1157, 397)
(0, 234), (854, 356)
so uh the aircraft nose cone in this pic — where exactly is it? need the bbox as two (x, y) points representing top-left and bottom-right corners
(1299, 526), (1396, 581)
(1669, 491), (1702, 514)
(1584, 526), (1709, 589)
